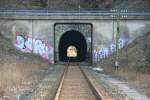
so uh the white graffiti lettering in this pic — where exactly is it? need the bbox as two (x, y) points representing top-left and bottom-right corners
(16, 35), (25, 49)
(93, 38), (127, 63)
(25, 37), (33, 51)
(15, 35), (53, 64)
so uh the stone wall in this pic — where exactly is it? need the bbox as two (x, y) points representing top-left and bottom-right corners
(54, 23), (92, 63)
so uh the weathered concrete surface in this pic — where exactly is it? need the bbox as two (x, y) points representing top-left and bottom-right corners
(0, 18), (149, 64)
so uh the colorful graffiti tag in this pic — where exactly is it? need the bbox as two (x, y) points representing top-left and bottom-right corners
(93, 38), (127, 62)
(15, 35), (54, 64)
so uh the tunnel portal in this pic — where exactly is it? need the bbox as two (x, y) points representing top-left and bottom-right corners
(59, 30), (87, 62)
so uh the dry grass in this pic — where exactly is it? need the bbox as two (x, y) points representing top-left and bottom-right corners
(117, 68), (150, 97)
(0, 59), (48, 98)
(0, 33), (49, 98)
(98, 31), (150, 96)
(99, 55), (150, 97)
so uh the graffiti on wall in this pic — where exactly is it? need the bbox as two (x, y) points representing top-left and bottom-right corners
(93, 38), (128, 62)
(15, 35), (54, 64)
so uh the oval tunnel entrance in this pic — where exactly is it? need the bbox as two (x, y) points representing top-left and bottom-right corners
(59, 30), (87, 62)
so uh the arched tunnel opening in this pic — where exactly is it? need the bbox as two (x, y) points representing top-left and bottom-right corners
(59, 30), (87, 62)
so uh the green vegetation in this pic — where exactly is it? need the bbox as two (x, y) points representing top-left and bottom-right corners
(80, 2), (98, 8)
(30, 0), (47, 8)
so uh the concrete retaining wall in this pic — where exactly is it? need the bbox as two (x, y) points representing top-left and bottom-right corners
(0, 19), (149, 64)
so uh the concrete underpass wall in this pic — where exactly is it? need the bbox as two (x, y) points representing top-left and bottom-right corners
(0, 19), (149, 64)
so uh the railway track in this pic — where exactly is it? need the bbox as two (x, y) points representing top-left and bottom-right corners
(54, 64), (103, 100)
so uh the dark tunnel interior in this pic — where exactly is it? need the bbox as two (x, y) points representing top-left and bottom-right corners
(59, 30), (87, 62)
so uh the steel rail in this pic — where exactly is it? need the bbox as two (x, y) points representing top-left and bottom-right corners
(54, 63), (106, 100)
(79, 66), (105, 100)
(54, 65), (68, 100)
